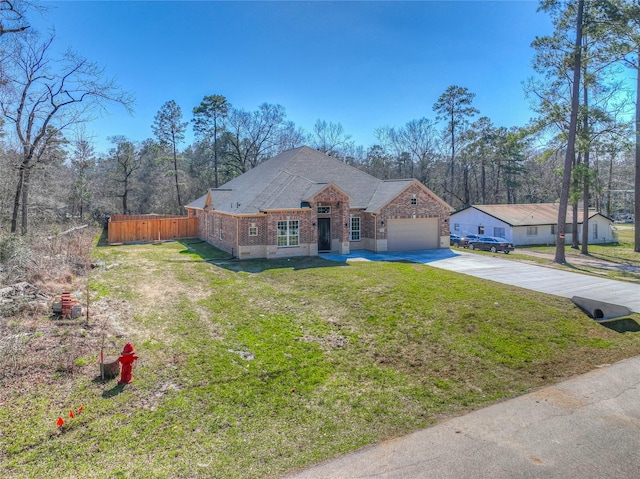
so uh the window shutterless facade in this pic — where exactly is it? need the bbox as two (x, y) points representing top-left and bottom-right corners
(317, 206), (331, 214)
(350, 216), (361, 241)
(527, 226), (538, 236)
(249, 226), (258, 236)
(277, 220), (299, 247)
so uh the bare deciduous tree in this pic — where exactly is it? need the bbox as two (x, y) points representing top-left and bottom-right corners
(223, 103), (289, 174)
(106, 136), (139, 215)
(69, 128), (96, 220)
(311, 119), (353, 158)
(375, 118), (438, 185)
(0, 0), (31, 37)
(1, 32), (133, 234)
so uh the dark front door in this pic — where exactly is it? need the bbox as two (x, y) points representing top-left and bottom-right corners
(318, 218), (331, 251)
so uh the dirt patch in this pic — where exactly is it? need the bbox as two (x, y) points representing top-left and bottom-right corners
(302, 332), (349, 350)
(90, 298), (141, 339)
(0, 295), (138, 397)
(0, 275), (144, 399)
(132, 258), (226, 342)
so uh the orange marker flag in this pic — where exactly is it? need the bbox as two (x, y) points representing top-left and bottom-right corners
(69, 410), (75, 418)
(77, 406), (83, 414)
(57, 417), (64, 427)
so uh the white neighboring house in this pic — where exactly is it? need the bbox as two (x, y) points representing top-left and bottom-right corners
(451, 203), (615, 246)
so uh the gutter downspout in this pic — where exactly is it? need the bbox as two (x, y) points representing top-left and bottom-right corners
(373, 213), (377, 252)
(235, 216), (239, 259)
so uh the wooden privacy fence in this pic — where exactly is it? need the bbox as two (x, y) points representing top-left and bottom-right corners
(108, 215), (199, 244)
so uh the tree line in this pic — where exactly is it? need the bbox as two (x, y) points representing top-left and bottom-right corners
(0, 0), (638, 256)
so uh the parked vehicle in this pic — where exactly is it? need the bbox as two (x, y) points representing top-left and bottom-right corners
(450, 234), (469, 247)
(463, 234), (482, 242)
(467, 236), (514, 254)
(455, 234), (482, 248)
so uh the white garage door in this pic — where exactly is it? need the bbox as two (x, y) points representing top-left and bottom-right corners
(387, 218), (439, 251)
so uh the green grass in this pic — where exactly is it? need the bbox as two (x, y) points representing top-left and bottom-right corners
(3, 240), (640, 478)
(523, 226), (638, 263)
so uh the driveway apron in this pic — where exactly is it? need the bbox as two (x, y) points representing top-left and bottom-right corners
(321, 249), (640, 313)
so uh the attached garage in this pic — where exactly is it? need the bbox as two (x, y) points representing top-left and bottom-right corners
(387, 218), (440, 251)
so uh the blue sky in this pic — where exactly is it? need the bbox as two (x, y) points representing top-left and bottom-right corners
(33, 1), (554, 155)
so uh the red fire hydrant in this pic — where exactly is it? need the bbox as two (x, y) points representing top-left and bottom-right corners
(117, 342), (138, 384)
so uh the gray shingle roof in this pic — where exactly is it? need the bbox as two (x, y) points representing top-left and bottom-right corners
(367, 180), (415, 212)
(463, 203), (606, 226)
(187, 192), (207, 210)
(185, 146), (419, 214)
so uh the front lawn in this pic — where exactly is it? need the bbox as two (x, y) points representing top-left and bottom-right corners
(2, 239), (640, 478)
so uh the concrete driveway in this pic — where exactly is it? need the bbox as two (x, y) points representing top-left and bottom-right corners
(321, 249), (640, 313)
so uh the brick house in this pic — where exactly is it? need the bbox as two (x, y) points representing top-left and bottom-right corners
(185, 146), (453, 259)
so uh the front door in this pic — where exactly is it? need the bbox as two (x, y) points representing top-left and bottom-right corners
(318, 218), (331, 251)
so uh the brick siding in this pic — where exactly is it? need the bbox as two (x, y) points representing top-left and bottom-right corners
(378, 183), (451, 239)
(197, 210), (239, 256)
(191, 181), (450, 257)
(310, 186), (350, 243)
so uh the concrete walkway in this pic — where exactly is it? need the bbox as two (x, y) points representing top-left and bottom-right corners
(282, 355), (640, 479)
(321, 249), (640, 313)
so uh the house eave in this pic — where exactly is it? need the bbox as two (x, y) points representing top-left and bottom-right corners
(303, 182), (354, 203)
(259, 208), (312, 213)
(368, 179), (453, 214)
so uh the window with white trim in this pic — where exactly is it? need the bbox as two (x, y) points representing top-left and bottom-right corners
(277, 220), (299, 247)
(527, 226), (538, 236)
(249, 226), (258, 236)
(350, 216), (361, 241)
(592, 222), (598, 239)
(410, 198), (417, 205)
(317, 206), (331, 214)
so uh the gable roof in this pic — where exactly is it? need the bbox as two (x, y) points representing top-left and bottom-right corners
(454, 203), (609, 226)
(185, 146), (438, 214)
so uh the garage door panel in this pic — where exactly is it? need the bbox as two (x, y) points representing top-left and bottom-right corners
(387, 218), (439, 251)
